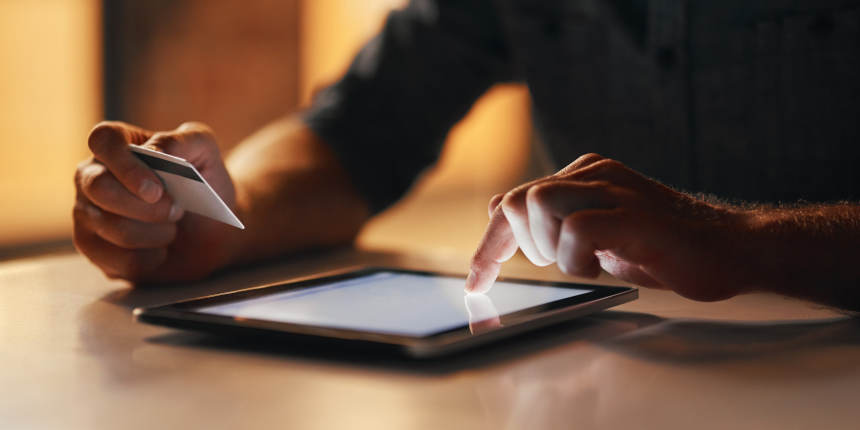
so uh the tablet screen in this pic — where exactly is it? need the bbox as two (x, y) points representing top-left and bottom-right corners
(196, 271), (591, 337)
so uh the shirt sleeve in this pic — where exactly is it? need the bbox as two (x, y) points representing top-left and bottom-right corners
(302, 0), (513, 213)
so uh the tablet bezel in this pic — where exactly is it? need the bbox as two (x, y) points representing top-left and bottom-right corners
(134, 267), (637, 357)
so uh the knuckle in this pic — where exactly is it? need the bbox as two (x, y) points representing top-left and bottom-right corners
(111, 226), (139, 248)
(558, 153), (605, 176)
(565, 153), (604, 168)
(592, 158), (625, 172)
(74, 159), (92, 182)
(487, 193), (504, 214)
(577, 153), (604, 163)
(72, 224), (89, 252)
(561, 212), (591, 234)
(74, 164), (87, 192)
(87, 122), (124, 154)
(82, 169), (115, 202)
(526, 183), (552, 207)
(582, 180), (613, 192)
(72, 203), (88, 225)
(150, 123), (218, 155)
(79, 164), (107, 194)
(178, 121), (215, 137)
(500, 190), (526, 217)
(180, 122), (220, 152)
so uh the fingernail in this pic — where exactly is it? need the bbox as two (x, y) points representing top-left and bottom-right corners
(139, 179), (162, 203)
(168, 204), (184, 222)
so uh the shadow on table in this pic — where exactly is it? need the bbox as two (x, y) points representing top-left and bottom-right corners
(597, 316), (860, 366)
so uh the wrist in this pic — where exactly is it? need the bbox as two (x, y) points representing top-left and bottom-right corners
(731, 209), (776, 294)
(707, 205), (764, 296)
(733, 207), (829, 298)
(713, 203), (860, 310)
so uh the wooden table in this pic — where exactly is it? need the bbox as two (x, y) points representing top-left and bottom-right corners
(1, 242), (857, 429)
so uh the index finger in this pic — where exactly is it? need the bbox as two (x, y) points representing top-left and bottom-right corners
(88, 121), (162, 203)
(465, 207), (519, 293)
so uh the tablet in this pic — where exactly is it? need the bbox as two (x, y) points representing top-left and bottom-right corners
(134, 267), (637, 358)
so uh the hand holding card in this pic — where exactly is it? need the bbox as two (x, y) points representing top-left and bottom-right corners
(75, 121), (245, 282)
(129, 145), (244, 229)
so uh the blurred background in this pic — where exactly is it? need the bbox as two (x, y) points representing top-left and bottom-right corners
(0, 0), (540, 260)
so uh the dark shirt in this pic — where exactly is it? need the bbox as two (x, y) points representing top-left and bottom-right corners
(305, 0), (860, 213)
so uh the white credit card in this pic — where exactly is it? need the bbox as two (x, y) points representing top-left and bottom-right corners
(129, 145), (244, 229)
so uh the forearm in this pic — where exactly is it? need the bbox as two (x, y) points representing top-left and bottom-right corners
(221, 116), (371, 265)
(743, 203), (860, 310)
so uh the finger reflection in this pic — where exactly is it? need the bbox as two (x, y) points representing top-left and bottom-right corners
(465, 292), (503, 334)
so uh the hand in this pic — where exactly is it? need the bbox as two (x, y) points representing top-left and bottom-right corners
(73, 121), (241, 282)
(465, 154), (754, 302)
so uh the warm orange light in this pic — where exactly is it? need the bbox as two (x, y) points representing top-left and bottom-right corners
(0, 0), (101, 246)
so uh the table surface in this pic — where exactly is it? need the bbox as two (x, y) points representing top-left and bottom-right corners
(2, 189), (859, 430)
(2, 248), (858, 430)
